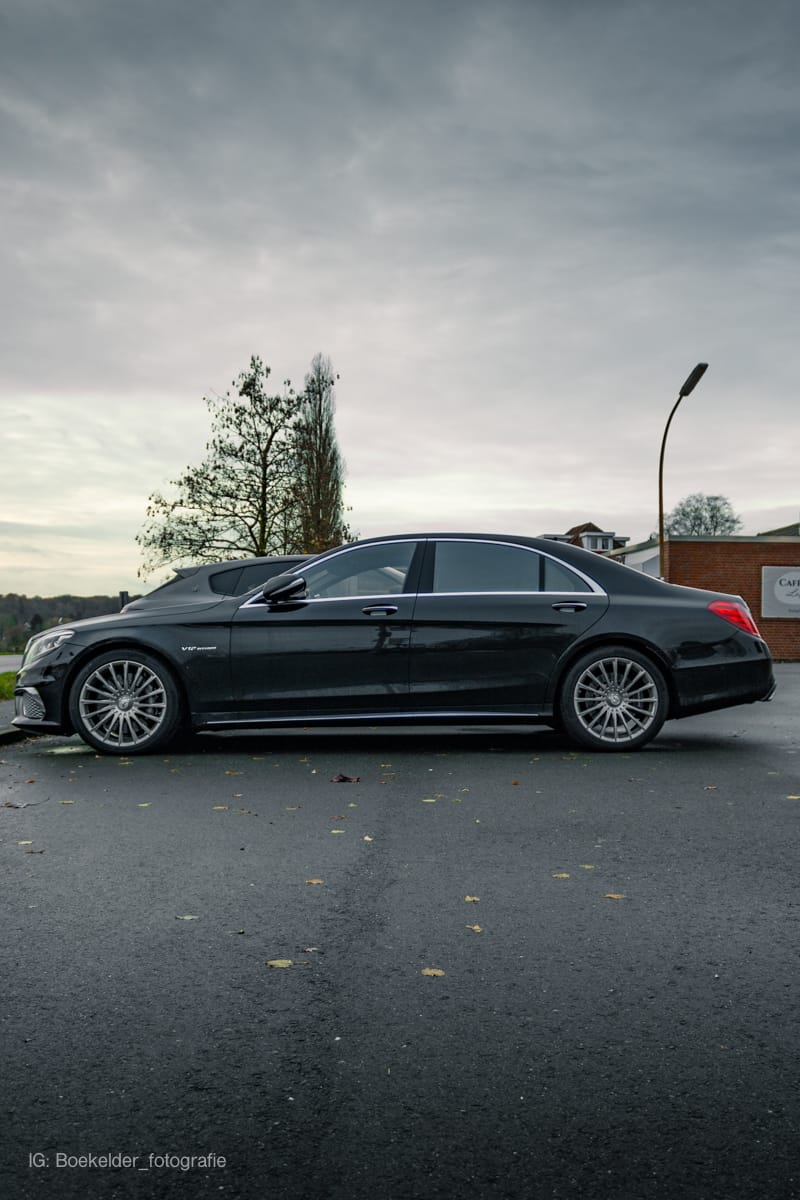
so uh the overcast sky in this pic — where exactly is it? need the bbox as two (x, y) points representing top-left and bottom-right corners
(1, 0), (798, 596)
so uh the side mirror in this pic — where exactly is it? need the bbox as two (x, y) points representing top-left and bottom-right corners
(259, 573), (307, 603)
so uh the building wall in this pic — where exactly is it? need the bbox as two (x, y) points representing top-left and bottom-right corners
(619, 546), (660, 576)
(665, 538), (800, 661)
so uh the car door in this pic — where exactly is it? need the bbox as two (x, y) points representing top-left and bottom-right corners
(408, 538), (608, 713)
(230, 540), (423, 716)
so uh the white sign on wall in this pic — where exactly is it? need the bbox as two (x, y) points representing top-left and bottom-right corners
(762, 566), (800, 618)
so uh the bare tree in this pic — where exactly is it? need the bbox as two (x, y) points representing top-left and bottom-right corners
(136, 356), (300, 577)
(665, 493), (742, 536)
(292, 354), (352, 553)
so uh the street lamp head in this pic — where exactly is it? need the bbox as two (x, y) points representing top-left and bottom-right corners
(678, 362), (708, 398)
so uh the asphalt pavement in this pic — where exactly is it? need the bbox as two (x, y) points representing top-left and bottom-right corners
(1, 667), (799, 1200)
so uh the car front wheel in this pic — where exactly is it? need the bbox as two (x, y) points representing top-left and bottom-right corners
(68, 650), (183, 754)
(558, 646), (668, 752)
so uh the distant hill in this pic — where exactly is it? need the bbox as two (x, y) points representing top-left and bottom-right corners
(0, 592), (142, 652)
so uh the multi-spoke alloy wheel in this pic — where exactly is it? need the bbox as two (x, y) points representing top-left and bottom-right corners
(69, 651), (182, 754)
(559, 646), (667, 751)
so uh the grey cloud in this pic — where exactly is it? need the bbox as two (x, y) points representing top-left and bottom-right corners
(1, 0), (798, 592)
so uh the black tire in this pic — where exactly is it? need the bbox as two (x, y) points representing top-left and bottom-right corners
(558, 645), (668, 752)
(68, 650), (183, 755)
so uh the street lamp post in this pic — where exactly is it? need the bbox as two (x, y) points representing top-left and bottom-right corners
(658, 363), (708, 579)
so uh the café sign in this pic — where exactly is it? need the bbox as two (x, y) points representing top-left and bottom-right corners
(762, 567), (800, 618)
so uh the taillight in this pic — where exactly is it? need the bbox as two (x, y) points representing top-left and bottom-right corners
(708, 600), (762, 638)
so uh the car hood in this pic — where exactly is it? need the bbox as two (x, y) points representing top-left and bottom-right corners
(64, 599), (227, 634)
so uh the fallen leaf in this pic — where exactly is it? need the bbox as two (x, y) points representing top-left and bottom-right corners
(464, 895), (480, 902)
(363, 835), (374, 842)
(552, 873), (571, 879)
(421, 967), (445, 977)
(266, 959), (293, 968)
(580, 864), (595, 870)
(305, 879), (325, 885)
(466, 924), (483, 933)
(421, 798), (437, 803)
(175, 915), (200, 921)
(330, 829), (346, 834)
(137, 802), (151, 808)
(212, 805), (229, 811)
(17, 840), (33, 846)
(786, 795), (800, 801)
(703, 785), (719, 791)
(604, 893), (626, 900)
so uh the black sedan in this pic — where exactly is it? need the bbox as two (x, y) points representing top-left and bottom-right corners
(13, 533), (775, 754)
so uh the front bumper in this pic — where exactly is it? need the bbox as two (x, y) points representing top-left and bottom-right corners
(13, 686), (64, 732)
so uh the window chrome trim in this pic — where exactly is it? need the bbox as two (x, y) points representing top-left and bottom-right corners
(429, 537), (606, 596)
(415, 590), (606, 599)
(241, 593), (414, 608)
(237, 536), (606, 607)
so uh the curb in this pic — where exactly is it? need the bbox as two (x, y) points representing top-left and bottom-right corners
(0, 724), (27, 746)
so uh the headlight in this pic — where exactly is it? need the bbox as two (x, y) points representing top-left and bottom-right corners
(23, 629), (75, 664)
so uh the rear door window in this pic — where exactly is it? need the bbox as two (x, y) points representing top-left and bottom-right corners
(431, 540), (593, 593)
(432, 540), (539, 593)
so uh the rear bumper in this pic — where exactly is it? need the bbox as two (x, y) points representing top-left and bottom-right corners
(671, 653), (776, 718)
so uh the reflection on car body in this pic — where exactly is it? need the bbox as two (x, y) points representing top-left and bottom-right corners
(14, 533), (775, 755)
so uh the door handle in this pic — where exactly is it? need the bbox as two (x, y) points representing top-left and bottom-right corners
(362, 605), (399, 617)
(551, 601), (588, 613)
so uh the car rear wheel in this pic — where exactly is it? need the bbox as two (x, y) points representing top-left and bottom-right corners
(559, 646), (668, 752)
(68, 651), (183, 754)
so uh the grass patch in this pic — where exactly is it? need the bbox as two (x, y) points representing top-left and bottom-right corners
(0, 671), (16, 700)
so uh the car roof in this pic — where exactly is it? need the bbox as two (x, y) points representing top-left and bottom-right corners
(311, 533), (675, 596)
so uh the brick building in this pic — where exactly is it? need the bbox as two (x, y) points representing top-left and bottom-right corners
(663, 531), (800, 661)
